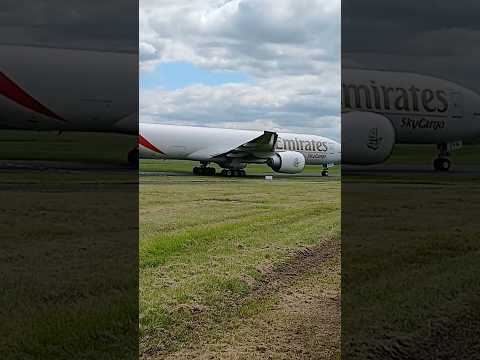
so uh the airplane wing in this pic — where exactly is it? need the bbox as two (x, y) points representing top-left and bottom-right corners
(187, 131), (278, 161)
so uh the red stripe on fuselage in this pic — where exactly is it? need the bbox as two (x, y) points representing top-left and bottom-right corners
(0, 71), (66, 122)
(139, 134), (164, 154)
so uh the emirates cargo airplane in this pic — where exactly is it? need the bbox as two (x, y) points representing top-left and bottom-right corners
(342, 68), (480, 171)
(140, 123), (341, 176)
(0, 44), (138, 162)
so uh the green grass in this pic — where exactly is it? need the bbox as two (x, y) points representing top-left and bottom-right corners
(387, 144), (480, 165)
(0, 130), (135, 164)
(342, 175), (480, 356)
(139, 173), (340, 356)
(0, 171), (138, 359)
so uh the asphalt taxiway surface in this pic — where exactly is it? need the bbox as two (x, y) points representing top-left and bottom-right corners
(140, 171), (340, 178)
(0, 160), (133, 171)
(343, 164), (480, 177)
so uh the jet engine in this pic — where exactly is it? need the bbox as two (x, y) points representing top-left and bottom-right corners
(342, 111), (396, 165)
(267, 151), (305, 174)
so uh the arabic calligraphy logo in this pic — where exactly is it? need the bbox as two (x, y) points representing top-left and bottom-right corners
(367, 128), (383, 151)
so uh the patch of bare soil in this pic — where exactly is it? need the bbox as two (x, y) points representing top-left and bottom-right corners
(158, 237), (340, 360)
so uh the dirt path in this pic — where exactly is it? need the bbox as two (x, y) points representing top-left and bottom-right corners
(159, 237), (341, 360)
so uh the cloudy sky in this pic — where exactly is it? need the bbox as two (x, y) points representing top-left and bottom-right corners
(139, 0), (341, 140)
(0, 0), (137, 51)
(342, 0), (480, 93)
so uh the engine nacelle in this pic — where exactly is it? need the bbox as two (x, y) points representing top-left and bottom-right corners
(342, 111), (396, 165)
(267, 151), (305, 174)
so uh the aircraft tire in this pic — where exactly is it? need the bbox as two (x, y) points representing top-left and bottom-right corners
(321, 170), (328, 177)
(434, 158), (451, 171)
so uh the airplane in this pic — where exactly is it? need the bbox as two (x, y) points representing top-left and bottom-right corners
(342, 68), (480, 171)
(139, 123), (341, 176)
(0, 44), (138, 163)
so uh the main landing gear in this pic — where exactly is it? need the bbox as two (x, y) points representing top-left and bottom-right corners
(321, 165), (329, 177)
(220, 169), (246, 177)
(433, 143), (452, 172)
(193, 162), (247, 177)
(192, 166), (246, 177)
(193, 166), (216, 176)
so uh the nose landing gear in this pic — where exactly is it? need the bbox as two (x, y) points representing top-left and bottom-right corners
(433, 157), (451, 171)
(321, 165), (329, 177)
(433, 142), (458, 172)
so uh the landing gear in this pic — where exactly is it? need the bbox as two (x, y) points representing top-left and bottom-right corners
(220, 169), (246, 177)
(128, 148), (139, 168)
(192, 162), (246, 177)
(433, 143), (452, 172)
(433, 157), (451, 171)
(321, 165), (329, 177)
(193, 166), (216, 176)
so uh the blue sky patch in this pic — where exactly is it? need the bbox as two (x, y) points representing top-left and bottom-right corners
(140, 62), (250, 90)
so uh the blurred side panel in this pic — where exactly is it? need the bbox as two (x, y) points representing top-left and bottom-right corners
(0, 1), (138, 358)
(342, 1), (480, 359)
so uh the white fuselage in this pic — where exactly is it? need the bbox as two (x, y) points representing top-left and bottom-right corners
(139, 123), (341, 165)
(343, 69), (480, 144)
(0, 45), (137, 134)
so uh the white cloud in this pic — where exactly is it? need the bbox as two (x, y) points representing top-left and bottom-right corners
(140, 0), (340, 75)
(140, 73), (340, 140)
(140, 0), (340, 139)
(139, 41), (158, 62)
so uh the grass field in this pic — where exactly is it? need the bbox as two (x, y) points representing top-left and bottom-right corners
(0, 130), (138, 358)
(342, 170), (480, 357)
(139, 163), (341, 359)
(7, 129), (478, 358)
(0, 170), (138, 359)
(0, 130), (135, 164)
